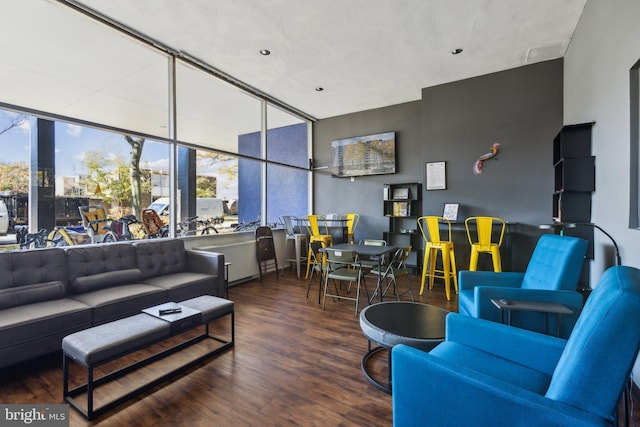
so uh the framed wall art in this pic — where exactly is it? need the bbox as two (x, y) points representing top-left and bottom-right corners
(392, 187), (409, 200)
(443, 203), (460, 222)
(426, 161), (446, 190)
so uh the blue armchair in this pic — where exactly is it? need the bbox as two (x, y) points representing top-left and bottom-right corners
(392, 266), (640, 426)
(458, 234), (588, 338)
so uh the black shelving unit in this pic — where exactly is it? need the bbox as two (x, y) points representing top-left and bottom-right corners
(383, 182), (422, 272)
(552, 122), (595, 288)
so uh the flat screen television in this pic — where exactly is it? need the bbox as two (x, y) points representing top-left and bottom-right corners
(331, 131), (396, 178)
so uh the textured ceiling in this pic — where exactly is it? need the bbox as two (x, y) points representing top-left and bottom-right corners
(72, 0), (586, 120)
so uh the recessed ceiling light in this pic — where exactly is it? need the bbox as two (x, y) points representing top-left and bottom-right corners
(451, 48), (463, 55)
(259, 49), (271, 56)
(315, 87), (324, 92)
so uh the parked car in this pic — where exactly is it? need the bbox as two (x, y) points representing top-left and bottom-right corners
(148, 197), (229, 219)
(0, 200), (9, 236)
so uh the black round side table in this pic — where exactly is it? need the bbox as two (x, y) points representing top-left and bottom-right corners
(359, 301), (448, 393)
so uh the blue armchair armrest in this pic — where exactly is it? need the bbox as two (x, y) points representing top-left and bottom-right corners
(391, 344), (608, 427)
(445, 313), (566, 375)
(458, 270), (524, 316)
(458, 270), (525, 292)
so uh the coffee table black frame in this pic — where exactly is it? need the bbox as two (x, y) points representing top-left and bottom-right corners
(63, 298), (234, 419)
(359, 301), (448, 393)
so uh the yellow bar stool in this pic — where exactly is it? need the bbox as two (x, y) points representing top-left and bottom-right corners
(304, 215), (333, 279)
(340, 213), (360, 244)
(465, 216), (506, 272)
(417, 216), (458, 300)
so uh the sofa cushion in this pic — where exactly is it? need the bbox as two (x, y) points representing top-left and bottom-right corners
(66, 244), (141, 294)
(143, 271), (216, 302)
(135, 239), (187, 279)
(73, 269), (142, 294)
(0, 281), (66, 310)
(0, 297), (92, 368)
(0, 297), (92, 349)
(71, 283), (167, 325)
(0, 247), (68, 290)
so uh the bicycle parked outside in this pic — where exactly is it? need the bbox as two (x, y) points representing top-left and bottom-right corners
(101, 214), (141, 243)
(15, 225), (89, 249)
(199, 216), (223, 234)
(177, 215), (223, 236)
(141, 208), (168, 238)
(232, 216), (261, 232)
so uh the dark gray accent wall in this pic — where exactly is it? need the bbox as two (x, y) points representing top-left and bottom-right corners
(315, 59), (563, 249)
(422, 59), (562, 225)
(314, 101), (423, 242)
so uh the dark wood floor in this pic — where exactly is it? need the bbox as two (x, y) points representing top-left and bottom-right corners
(0, 269), (637, 426)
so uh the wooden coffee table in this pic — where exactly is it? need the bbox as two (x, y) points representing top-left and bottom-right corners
(359, 301), (448, 393)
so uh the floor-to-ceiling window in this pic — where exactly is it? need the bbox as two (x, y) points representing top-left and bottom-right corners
(0, 2), (311, 248)
(265, 105), (309, 224)
(0, 110), (29, 235)
(53, 121), (170, 240)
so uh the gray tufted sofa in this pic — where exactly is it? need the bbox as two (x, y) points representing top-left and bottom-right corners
(0, 238), (224, 369)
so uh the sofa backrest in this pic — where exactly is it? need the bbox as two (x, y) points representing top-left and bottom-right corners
(521, 234), (587, 291)
(0, 248), (68, 309)
(66, 243), (141, 294)
(545, 266), (640, 420)
(134, 239), (187, 279)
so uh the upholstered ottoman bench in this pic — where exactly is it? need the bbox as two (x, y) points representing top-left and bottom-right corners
(62, 296), (234, 419)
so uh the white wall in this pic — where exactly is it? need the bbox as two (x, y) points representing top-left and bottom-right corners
(182, 229), (288, 283)
(563, 0), (640, 384)
(564, 0), (640, 281)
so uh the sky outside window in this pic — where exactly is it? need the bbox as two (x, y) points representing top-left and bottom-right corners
(0, 109), (237, 202)
(0, 110), (169, 176)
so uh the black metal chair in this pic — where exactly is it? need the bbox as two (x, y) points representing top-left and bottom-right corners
(255, 226), (278, 282)
(306, 241), (325, 303)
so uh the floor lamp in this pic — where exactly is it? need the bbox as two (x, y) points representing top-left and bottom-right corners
(564, 222), (621, 266)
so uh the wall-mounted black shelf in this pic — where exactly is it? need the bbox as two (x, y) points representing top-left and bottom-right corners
(551, 122), (595, 289)
(552, 122), (595, 223)
(383, 182), (422, 271)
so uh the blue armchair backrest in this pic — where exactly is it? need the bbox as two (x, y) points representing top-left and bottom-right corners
(546, 266), (640, 420)
(520, 234), (587, 291)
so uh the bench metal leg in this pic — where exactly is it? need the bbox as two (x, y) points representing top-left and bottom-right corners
(87, 367), (94, 419)
(64, 310), (234, 420)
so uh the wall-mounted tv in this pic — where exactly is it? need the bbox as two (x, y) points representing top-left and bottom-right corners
(331, 131), (396, 178)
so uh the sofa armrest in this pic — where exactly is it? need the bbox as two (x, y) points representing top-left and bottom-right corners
(458, 270), (525, 292)
(186, 250), (225, 296)
(391, 344), (606, 427)
(445, 313), (566, 375)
